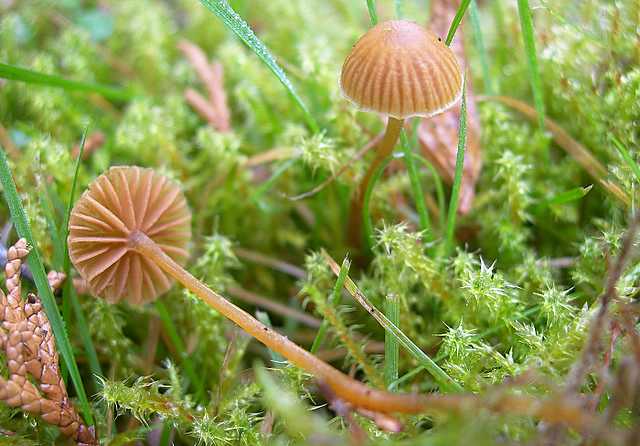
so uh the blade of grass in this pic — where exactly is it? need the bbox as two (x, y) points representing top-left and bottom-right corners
(37, 186), (69, 382)
(197, 0), (318, 133)
(444, 86), (467, 256)
(58, 131), (89, 382)
(250, 158), (298, 205)
(445, 0), (471, 45)
(155, 300), (206, 401)
(322, 250), (463, 393)
(384, 294), (400, 389)
(389, 364), (425, 391)
(62, 133), (103, 388)
(401, 129), (431, 238)
(366, 0), (378, 25)
(394, 0), (404, 18)
(611, 136), (640, 182)
(516, 0), (546, 134)
(38, 190), (63, 269)
(469, 0), (494, 95)
(0, 148), (94, 425)
(362, 155), (395, 250)
(158, 423), (173, 446)
(414, 154), (447, 231)
(310, 256), (351, 354)
(0, 62), (133, 101)
(534, 185), (592, 211)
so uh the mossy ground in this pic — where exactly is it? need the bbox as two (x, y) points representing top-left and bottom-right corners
(0, 0), (639, 444)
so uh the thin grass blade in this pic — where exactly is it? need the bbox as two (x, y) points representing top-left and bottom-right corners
(362, 155), (395, 250)
(445, 0), (471, 46)
(401, 129), (431, 238)
(384, 294), (400, 389)
(611, 136), (640, 183)
(0, 148), (94, 424)
(310, 256), (350, 354)
(0, 62), (133, 101)
(482, 95), (630, 206)
(394, 0), (404, 18)
(535, 185), (592, 211)
(62, 133), (103, 387)
(322, 250), (463, 393)
(366, 0), (378, 25)
(155, 300), (206, 401)
(250, 158), (298, 204)
(444, 86), (467, 255)
(469, 0), (494, 95)
(517, 0), (546, 132)
(197, 0), (318, 133)
(414, 154), (447, 231)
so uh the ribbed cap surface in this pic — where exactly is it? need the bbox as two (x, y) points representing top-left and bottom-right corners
(340, 20), (462, 119)
(68, 166), (191, 304)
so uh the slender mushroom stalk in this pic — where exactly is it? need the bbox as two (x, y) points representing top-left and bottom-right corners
(339, 20), (463, 246)
(68, 166), (591, 427)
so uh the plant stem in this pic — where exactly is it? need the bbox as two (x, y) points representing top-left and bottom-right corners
(384, 294), (400, 389)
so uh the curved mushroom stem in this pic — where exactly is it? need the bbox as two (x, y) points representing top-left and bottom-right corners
(129, 230), (425, 413)
(348, 117), (404, 249)
(128, 230), (592, 428)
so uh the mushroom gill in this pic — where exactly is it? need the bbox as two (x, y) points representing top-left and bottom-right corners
(68, 166), (191, 304)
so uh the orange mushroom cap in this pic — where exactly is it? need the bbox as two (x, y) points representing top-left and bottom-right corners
(340, 20), (463, 119)
(68, 166), (191, 304)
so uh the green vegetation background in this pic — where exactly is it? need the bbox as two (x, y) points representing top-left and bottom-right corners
(0, 0), (638, 444)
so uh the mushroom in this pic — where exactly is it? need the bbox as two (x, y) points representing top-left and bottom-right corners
(68, 166), (191, 305)
(69, 165), (440, 413)
(340, 20), (462, 243)
(67, 166), (591, 426)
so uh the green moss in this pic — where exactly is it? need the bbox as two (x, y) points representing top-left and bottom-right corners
(0, 0), (639, 444)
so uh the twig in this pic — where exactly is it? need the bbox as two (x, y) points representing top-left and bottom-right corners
(228, 286), (320, 328)
(234, 247), (306, 279)
(288, 132), (385, 201)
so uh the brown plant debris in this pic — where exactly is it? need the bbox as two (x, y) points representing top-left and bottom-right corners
(418, 0), (482, 215)
(178, 39), (231, 132)
(0, 238), (96, 445)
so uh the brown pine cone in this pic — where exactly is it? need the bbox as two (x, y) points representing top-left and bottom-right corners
(0, 238), (97, 445)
